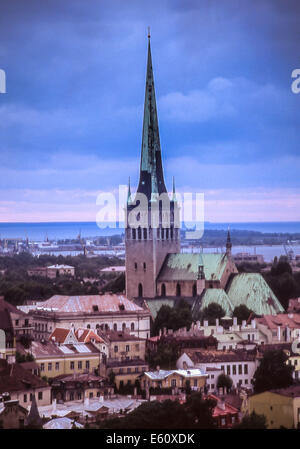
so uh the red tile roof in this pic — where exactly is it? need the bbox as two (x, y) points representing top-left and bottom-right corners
(49, 328), (71, 343)
(256, 313), (300, 329)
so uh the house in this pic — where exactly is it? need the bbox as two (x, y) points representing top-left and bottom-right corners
(51, 373), (114, 403)
(177, 350), (258, 390)
(0, 359), (51, 409)
(255, 313), (300, 343)
(248, 385), (300, 429)
(208, 394), (240, 428)
(140, 368), (207, 394)
(18, 340), (103, 379)
(0, 399), (28, 429)
(18, 294), (151, 340)
(46, 265), (75, 278)
(0, 296), (33, 363)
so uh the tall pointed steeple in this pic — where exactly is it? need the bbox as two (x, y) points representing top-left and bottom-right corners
(127, 176), (132, 205)
(137, 31), (167, 201)
(226, 226), (232, 257)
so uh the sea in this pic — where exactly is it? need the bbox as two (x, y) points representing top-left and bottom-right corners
(0, 221), (300, 241)
(1, 221), (300, 262)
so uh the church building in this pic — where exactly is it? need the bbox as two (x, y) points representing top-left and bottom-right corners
(125, 35), (284, 319)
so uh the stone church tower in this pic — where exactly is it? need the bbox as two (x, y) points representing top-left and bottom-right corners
(125, 34), (180, 300)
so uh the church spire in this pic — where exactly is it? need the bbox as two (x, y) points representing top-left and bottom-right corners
(127, 176), (132, 205)
(172, 176), (177, 202)
(137, 32), (167, 202)
(226, 226), (232, 257)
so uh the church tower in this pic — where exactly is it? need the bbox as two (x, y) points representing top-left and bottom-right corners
(125, 33), (180, 300)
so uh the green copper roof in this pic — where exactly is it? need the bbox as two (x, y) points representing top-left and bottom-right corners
(198, 289), (234, 316)
(157, 253), (228, 282)
(145, 298), (176, 320)
(201, 253), (228, 281)
(226, 273), (284, 315)
(136, 36), (167, 201)
(157, 253), (203, 281)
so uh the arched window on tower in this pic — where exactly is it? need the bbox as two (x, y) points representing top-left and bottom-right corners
(176, 283), (181, 297)
(131, 322), (135, 331)
(138, 283), (143, 297)
(161, 283), (166, 297)
(132, 229), (136, 240)
(122, 323), (126, 332)
(138, 227), (142, 240)
(143, 262), (146, 272)
(143, 228), (147, 240)
(113, 323), (117, 331)
(192, 284), (197, 297)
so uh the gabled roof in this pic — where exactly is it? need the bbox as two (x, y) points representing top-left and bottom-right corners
(144, 368), (207, 380)
(157, 253), (229, 282)
(28, 294), (145, 314)
(75, 328), (104, 344)
(256, 313), (300, 329)
(49, 328), (73, 344)
(0, 296), (26, 315)
(226, 273), (284, 315)
(192, 288), (234, 317)
(0, 359), (48, 394)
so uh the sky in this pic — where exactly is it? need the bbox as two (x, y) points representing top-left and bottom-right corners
(0, 0), (299, 223)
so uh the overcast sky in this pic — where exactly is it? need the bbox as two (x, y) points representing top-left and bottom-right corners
(0, 0), (299, 222)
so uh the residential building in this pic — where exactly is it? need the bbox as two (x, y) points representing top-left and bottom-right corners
(208, 394), (240, 428)
(18, 294), (151, 340)
(0, 359), (51, 409)
(18, 340), (103, 379)
(0, 399), (28, 429)
(255, 313), (300, 344)
(233, 253), (264, 265)
(27, 264), (75, 279)
(51, 373), (114, 403)
(248, 385), (300, 429)
(140, 369), (207, 393)
(177, 350), (258, 389)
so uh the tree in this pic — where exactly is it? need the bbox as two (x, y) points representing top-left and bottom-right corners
(253, 350), (294, 393)
(234, 411), (267, 429)
(99, 393), (217, 429)
(232, 304), (254, 324)
(146, 340), (180, 370)
(216, 373), (233, 393)
(200, 303), (225, 325)
(152, 301), (193, 336)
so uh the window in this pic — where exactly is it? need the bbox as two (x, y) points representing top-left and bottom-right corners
(171, 379), (176, 387)
(176, 283), (181, 297)
(131, 323), (135, 331)
(134, 262), (137, 271)
(126, 345), (130, 352)
(211, 384), (215, 389)
(70, 361), (75, 370)
(135, 344), (140, 351)
(70, 392), (74, 401)
(114, 345), (118, 353)
(244, 364), (248, 375)
(48, 362), (52, 371)
(245, 379), (248, 384)
(135, 367), (139, 373)
(15, 320), (19, 326)
(238, 364), (242, 375)
(193, 379), (197, 387)
(24, 394), (27, 403)
(127, 368), (131, 373)
(89, 392), (93, 399)
(87, 324), (90, 329)
(138, 283), (143, 297)
(40, 363), (45, 372)
(30, 393), (33, 401)
(78, 361), (82, 369)
(78, 392), (82, 400)
(122, 323), (126, 331)
(232, 365), (236, 375)
(143, 262), (146, 271)
(161, 284), (166, 297)
(192, 284), (197, 297)
(143, 228), (147, 240)
(113, 323), (117, 331)
(86, 361), (90, 370)
(55, 362), (59, 371)
(132, 229), (136, 240)
(221, 418), (226, 426)
(227, 366), (230, 376)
